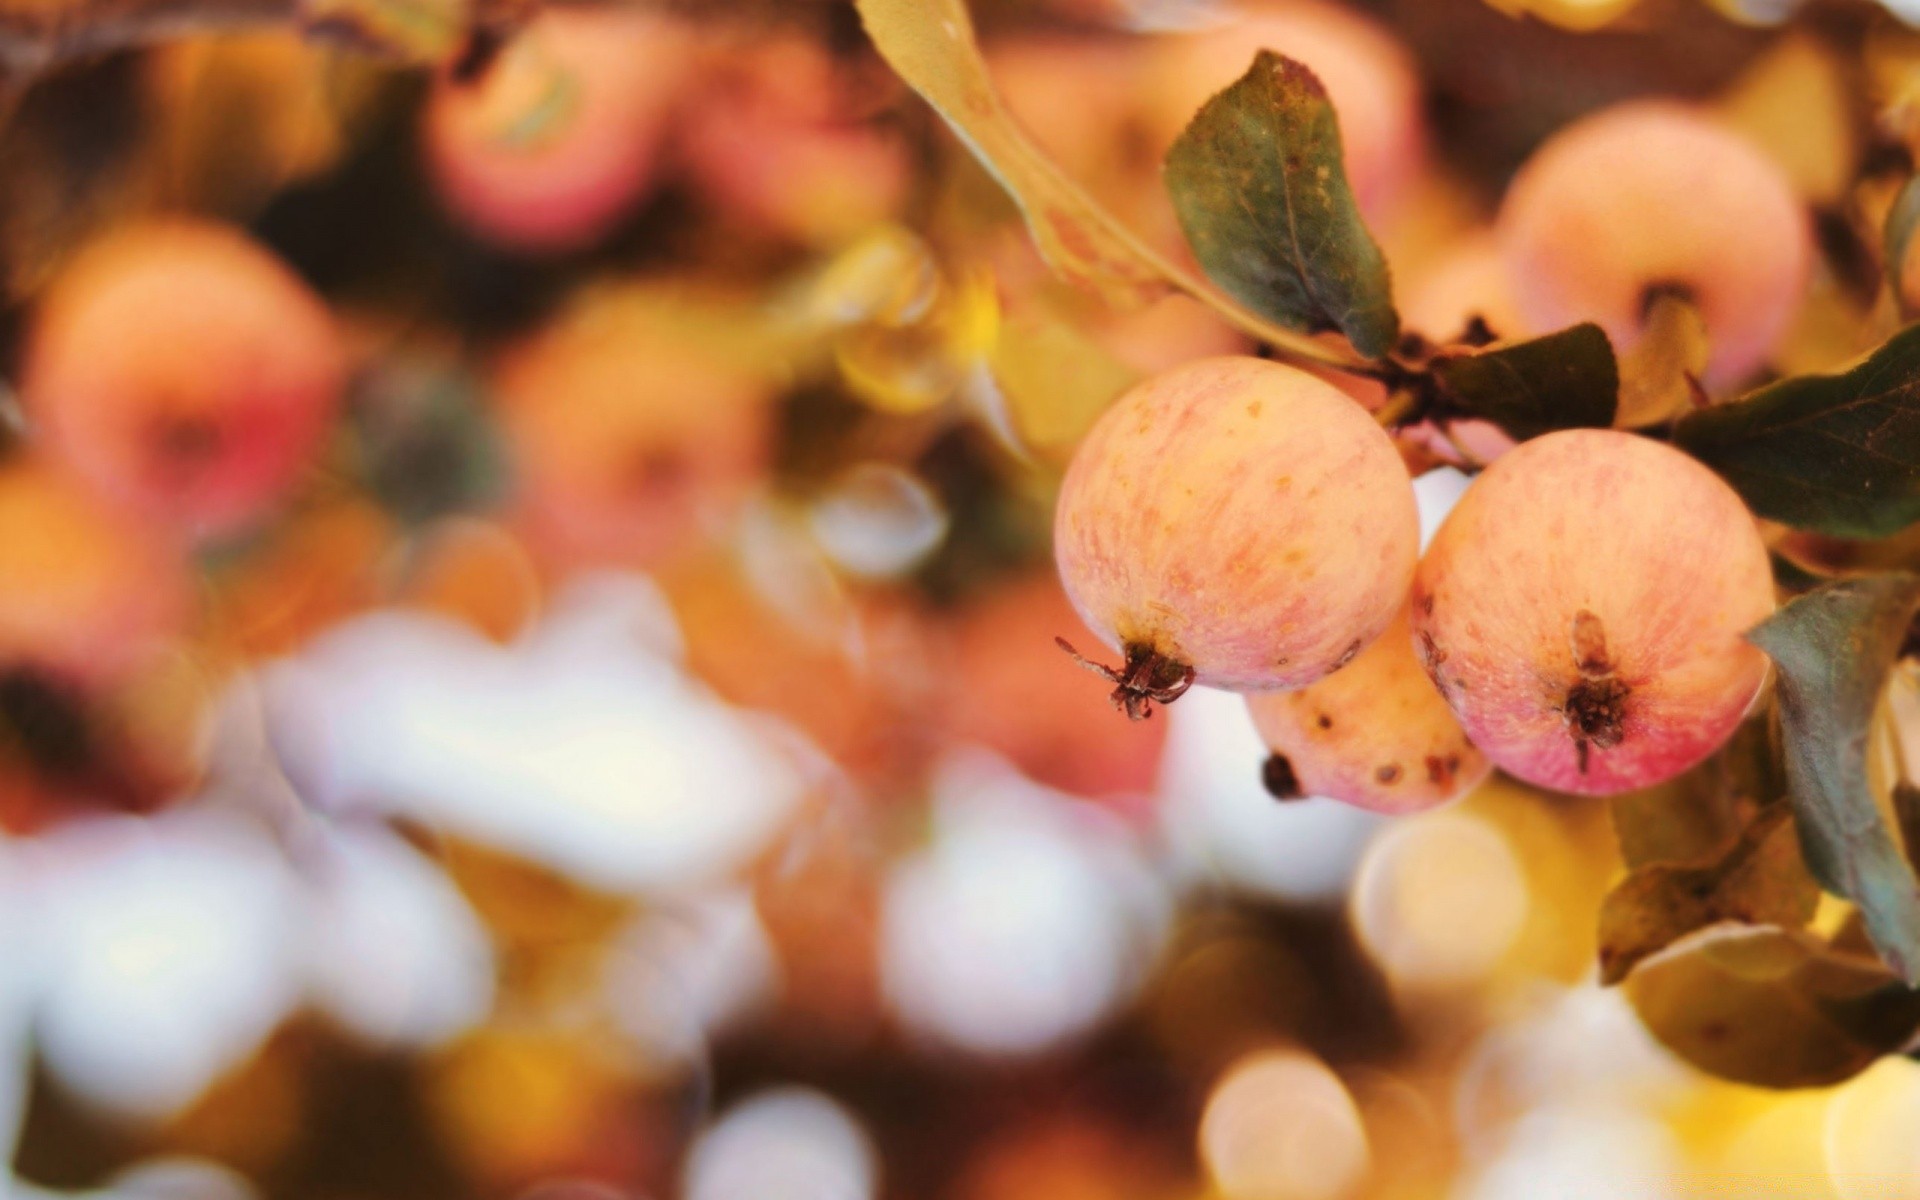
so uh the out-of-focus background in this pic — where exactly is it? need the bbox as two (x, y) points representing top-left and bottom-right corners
(0, 0), (1916, 1197)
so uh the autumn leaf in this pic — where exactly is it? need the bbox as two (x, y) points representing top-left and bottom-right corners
(1428, 323), (1618, 441)
(1675, 325), (1920, 539)
(1747, 574), (1920, 985)
(1163, 51), (1397, 359)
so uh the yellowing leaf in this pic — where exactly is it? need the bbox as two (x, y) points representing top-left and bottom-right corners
(1616, 291), (1709, 428)
(1626, 923), (1920, 1089)
(851, 0), (1367, 373)
(982, 303), (1140, 461)
(1714, 34), (1855, 206)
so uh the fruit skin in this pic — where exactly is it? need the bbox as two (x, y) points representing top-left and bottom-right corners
(23, 219), (344, 537)
(675, 33), (910, 247)
(1053, 356), (1419, 713)
(1497, 101), (1810, 388)
(1411, 429), (1774, 796)
(422, 9), (690, 253)
(1246, 603), (1489, 813)
(0, 461), (192, 687)
(490, 292), (773, 570)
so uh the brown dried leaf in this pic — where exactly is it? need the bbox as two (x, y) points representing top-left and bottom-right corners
(1625, 923), (1920, 1089)
(1615, 291), (1709, 428)
(1599, 804), (1819, 985)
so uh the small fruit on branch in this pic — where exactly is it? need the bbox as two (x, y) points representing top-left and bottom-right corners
(1411, 428), (1774, 796)
(1053, 355), (1419, 719)
(1246, 603), (1488, 812)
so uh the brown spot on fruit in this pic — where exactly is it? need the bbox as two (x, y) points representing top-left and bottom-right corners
(1262, 753), (1303, 800)
(1332, 638), (1363, 671)
(1570, 609), (1611, 678)
(1316, 713), (1332, 730)
(1417, 628), (1446, 667)
(1375, 763), (1402, 784)
(1424, 754), (1448, 785)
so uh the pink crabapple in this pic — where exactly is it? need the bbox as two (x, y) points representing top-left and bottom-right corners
(675, 33), (911, 247)
(1246, 603), (1489, 813)
(22, 219), (345, 538)
(422, 8), (692, 254)
(1496, 101), (1812, 389)
(1410, 428), (1775, 796)
(1053, 356), (1420, 719)
(491, 296), (774, 571)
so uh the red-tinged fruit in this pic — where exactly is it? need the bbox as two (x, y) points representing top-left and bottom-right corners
(23, 219), (344, 537)
(947, 573), (1167, 806)
(676, 34), (910, 247)
(0, 461), (192, 687)
(422, 9), (691, 254)
(1411, 429), (1774, 796)
(492, 295), (773, 570)
(1246, 604), (1489, 813)
(1497, 102), (1811, 388)
(1054, 356), (1419, 718)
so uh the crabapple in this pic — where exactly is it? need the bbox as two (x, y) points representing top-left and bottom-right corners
(0, 461), (191, 688)
(421, 9), (691, 254)
(491, 292), (773, 570)
(1411, 429), (1774, 796)
(1246, 603), (1488, 813)
(1143, 0), (1426, 220)
(22, 219), (344, 536)
(1497, 101), (1811, 388)
(946, 573), (1167, 807)
(1053, 356), (1419, 717)
(675, 33), (910, 247)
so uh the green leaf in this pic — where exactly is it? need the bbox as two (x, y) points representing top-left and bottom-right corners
(1626, 923), (1920, 1089)
(1598, 804), (1818, 985)
(349, 356), (507, 526)
(1609, 717), (1784, 871)
(1747, 573), (1920, 985)
(1427, 324), (1618, 442)
(1164, 51), (1397, 360)
(1673, 325), (1920, 539)
(852, 0), (1369, 373)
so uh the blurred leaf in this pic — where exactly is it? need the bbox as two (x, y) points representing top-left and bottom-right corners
(1163, 51), (1396, 360)
(1611, 718), (1784, 870)
(1615, 292), (1709, 428)
(981, 303), (1140, 461)
(1428, 323), (1617, 441)
(1748, 574), (1920, 984)
(1626, 923), (1920, 1089)
(349, 355), (507, 525)
(0, 61), (159, 297)
(1886, 178), (1920, 319)
(1714, 34), (1854, 207)
(151, 35), (391, 217)
(1674, 325), (1920, 538)
(300, 0), (467, 62)
(852, 0), (1369, 371)
(1599, 804), (1818, 984)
